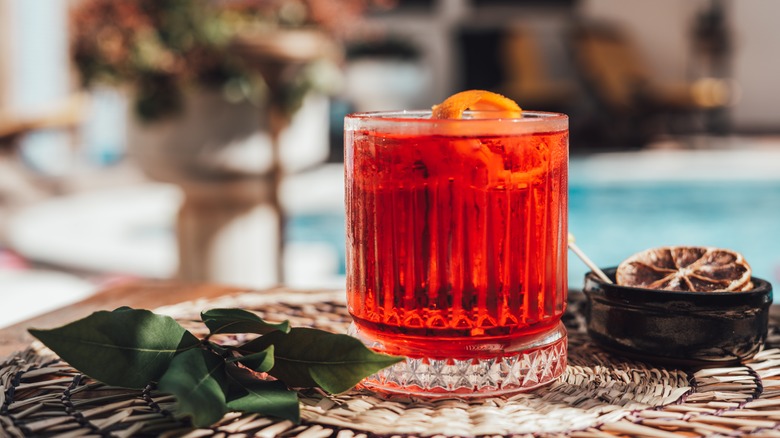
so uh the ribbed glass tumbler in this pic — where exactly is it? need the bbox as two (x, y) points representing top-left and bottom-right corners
(344, 110), (569, 396)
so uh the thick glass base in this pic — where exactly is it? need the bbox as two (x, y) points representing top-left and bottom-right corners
(348, 322), (567, 397)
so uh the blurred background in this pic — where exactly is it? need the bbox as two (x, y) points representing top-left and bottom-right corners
(0, 0), (778, 327)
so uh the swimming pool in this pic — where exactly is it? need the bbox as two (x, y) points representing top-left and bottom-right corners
(568, 148), (780, 288)
(568, 180), (780, 288)
(287, 148), (780, 289)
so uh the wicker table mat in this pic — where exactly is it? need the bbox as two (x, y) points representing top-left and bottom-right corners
(2, 290), (780, 437)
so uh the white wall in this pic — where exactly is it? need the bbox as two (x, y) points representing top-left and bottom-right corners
(6, 0), (73, 175)
(579, 0), (701, 82)
(7, 0), (70, 113)
(0, 1), (9, 109)
(731, 1), (780, 130)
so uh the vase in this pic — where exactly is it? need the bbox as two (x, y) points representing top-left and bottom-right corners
(127, 88), (329, 287)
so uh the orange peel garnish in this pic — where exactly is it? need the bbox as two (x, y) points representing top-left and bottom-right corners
(431, 90), (522, 119)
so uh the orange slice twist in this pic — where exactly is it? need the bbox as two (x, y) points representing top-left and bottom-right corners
(430, 90), (523, 182)
(431, 89), (522, 119)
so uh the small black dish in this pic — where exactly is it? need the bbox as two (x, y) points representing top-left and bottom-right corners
(583, 268), (773, 368)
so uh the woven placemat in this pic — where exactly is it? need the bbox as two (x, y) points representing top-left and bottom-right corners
(2, 289), (780, 437)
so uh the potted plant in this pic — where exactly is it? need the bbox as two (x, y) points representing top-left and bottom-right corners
(68, 0), (391, 286)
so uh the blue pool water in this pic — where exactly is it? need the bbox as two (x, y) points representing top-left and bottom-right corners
(287, 169), (780, 289)
(568, 181), (780, 288)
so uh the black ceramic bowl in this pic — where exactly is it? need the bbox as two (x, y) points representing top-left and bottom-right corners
(583, 268), (773, 368)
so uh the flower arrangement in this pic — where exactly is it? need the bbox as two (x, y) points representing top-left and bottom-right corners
(70, 0), (394, 121)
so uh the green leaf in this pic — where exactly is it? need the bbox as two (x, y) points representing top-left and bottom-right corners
(29, 308), (200, 389)
(201, 308), (290, 335)
(158, 348), (228, 428)
(227, 345), (275, 373)
(239, 328), (404, 394)
(225, 365), (300, 423)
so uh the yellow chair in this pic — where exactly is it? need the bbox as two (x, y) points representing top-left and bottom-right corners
(569, 21), (730, 145)
(500, 28), (577, 113)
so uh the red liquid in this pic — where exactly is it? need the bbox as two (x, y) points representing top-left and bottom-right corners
(345, 126), (568, 357)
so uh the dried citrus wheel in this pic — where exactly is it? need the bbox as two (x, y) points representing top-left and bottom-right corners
(616, 246), (752, 292)
(431, 90), (522, 119)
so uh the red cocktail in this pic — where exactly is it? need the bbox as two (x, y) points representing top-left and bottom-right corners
(345, 110), (568, 396)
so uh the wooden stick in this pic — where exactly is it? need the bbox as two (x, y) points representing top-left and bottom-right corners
(568, 233), (613, 284)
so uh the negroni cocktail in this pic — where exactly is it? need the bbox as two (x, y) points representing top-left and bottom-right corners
(345, 104), (568, 396)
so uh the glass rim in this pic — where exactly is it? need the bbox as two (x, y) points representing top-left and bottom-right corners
(345, 110), (568, 136)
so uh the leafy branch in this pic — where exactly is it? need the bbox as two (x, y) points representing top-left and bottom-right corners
(29, 307), (403, 427)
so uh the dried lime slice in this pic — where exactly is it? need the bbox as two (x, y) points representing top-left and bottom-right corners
(616, 246), (752, 292)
